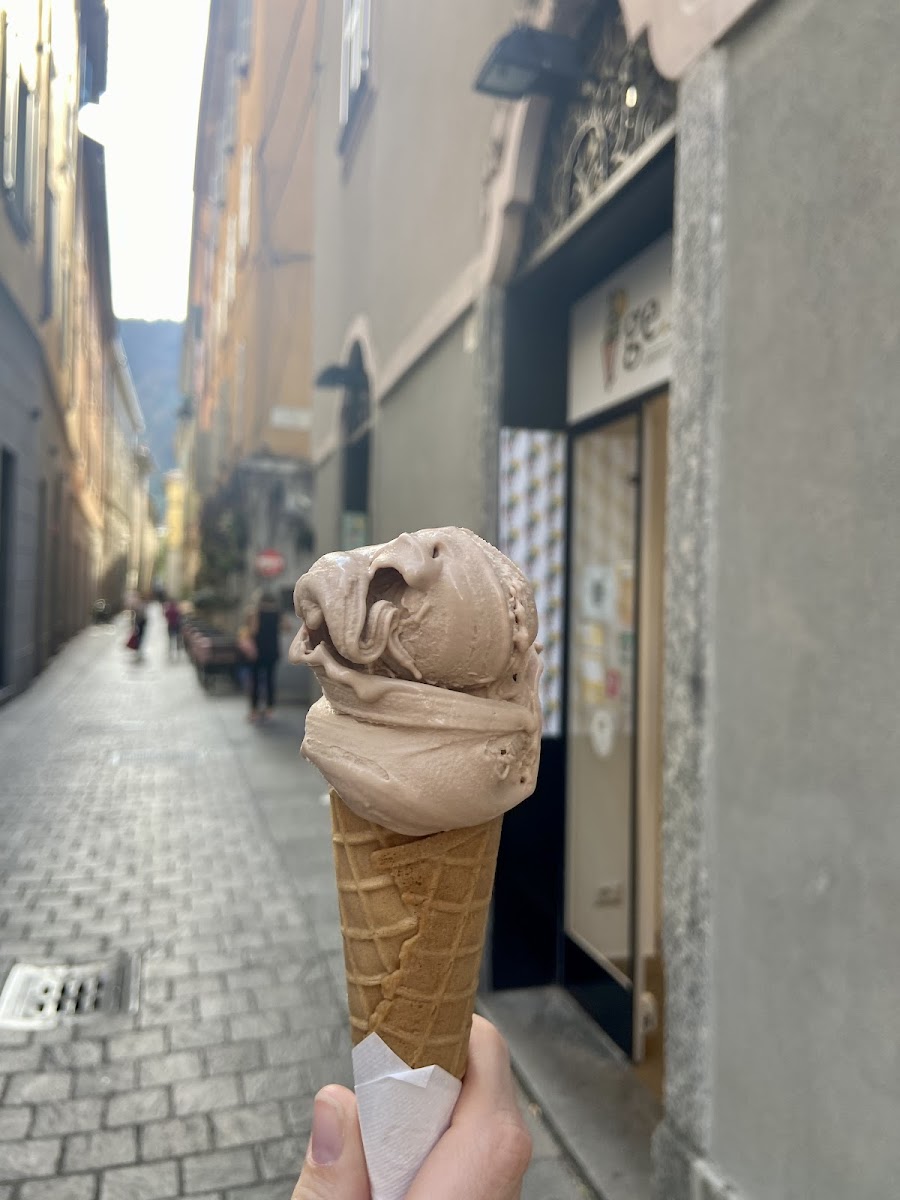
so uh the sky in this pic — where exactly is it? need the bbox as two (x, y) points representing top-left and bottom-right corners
(101, 0), (211, 322)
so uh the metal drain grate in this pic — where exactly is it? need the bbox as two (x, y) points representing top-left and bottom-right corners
(0, 952), (140, 1029)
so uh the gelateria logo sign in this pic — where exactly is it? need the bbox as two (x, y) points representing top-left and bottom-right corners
(600, 288), (668, 390)
(569, 234), (673, 423)
(620, 0), (764, 78)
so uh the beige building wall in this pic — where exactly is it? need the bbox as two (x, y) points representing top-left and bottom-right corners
(164, 469), (185, 598)
(0, 0), (107, 534)
(0, 0), (133, 687)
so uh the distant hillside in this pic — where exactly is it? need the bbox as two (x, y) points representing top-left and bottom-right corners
(119, 319), (184, 515)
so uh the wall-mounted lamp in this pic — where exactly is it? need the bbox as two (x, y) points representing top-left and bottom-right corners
(473, 26), (585, 101)
(314, 363), (368, 390)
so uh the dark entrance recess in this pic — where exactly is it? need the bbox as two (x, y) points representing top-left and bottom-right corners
(488, 141), (674, 1003)
(0, 449), (16, 690)
(340, 343), (371, 546)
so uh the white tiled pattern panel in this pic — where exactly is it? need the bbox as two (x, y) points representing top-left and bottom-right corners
(499, 429), (566, 737)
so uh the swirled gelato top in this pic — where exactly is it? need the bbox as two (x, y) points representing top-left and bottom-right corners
(289, 527), (542, 835)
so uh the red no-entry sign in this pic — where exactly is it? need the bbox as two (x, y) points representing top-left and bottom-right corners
(254, 549), (286, 578)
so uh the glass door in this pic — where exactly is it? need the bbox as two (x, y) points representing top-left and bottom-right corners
(564, 412), (640, 1055)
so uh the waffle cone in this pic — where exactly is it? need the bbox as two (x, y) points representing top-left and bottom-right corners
(330, 790), (502, 1079)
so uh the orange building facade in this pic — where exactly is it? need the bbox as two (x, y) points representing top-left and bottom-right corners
(180, 0), (317, 610)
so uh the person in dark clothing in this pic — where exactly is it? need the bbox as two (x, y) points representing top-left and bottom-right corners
(248, 591), (281, 722)
(127, 591), (148, 663)
(163, 597), (182, 660)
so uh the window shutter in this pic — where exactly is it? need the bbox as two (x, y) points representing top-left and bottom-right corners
(0, 14), (5, 173)
(339, 0), (371, 133)
(3, 24), (20, 192)
(43, 186), (57, 320)
(238, 143), (251, 251)
(237, 0), (253, 76)
(25, 89), (39, 227)
(226, 214), (236, 306)
(224, 53), (237, 153)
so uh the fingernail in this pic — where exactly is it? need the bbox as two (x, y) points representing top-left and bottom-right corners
(309, 1090), (344, 1166)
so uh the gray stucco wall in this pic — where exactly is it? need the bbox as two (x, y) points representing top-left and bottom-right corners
(371, 318), (485, 542)
(311, 0), (517, 453)
(660, 1), (900, 1197)
(312, 449), (342, 559)
(311, 316), (487, 559)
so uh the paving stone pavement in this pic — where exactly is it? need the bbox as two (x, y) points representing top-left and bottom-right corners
(0, 612), (592, 1200)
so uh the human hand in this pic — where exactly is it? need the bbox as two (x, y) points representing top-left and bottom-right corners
(291, 1015), (533, 1200)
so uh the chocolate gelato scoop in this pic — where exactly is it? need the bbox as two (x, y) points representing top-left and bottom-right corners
(290, 527), (542, 835)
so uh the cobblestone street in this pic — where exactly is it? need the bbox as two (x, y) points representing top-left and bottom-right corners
(0, 612), (590, 1200)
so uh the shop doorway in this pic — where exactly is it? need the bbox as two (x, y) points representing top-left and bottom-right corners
(340, 343), (371, 549)
(563, 391), (667, 1096)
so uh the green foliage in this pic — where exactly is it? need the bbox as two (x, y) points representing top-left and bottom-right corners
(196, 475), (248, 591)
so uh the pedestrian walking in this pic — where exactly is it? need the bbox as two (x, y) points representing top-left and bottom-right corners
(247, 590), (281, 722)
(126, 591), (148, 663)
(163, 596), (183, 660)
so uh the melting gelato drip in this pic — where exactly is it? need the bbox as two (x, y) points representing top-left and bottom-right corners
(290, 527), (542, 835)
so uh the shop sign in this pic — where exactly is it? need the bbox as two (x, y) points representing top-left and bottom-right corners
(568, 234), (672, 424)
(270, 406), (312, 432)
(254, 548), (286, 578)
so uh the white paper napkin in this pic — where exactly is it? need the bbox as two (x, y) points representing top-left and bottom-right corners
(352, 1033), (462, 1200)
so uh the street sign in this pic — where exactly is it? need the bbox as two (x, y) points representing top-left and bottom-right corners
(254, 549), (286, 579)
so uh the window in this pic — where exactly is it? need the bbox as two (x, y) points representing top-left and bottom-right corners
(236, 0), (253, 77)
(225, 214), (237, 307)
(60, 251), (71, 362)
(216, 258), (227, 338)
(79, 43), (93, 107)
(10, 70), (36, 233)
(2, 10), (38, 238)
(14, 74), (30, 206)
(2, 14), (19, 192)
(238, 143), (252, 252)
(210, 129), (226, 210)
(42, 185), (56, 319)
(340, 0), (371, 132)
(223, 53), (238, 154)
(42, 57), (55, 320)
(235, 340), (246, 446)
(63, 97), (76, 171)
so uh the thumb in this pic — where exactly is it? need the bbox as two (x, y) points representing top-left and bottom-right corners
(292, 1086), (371, 1200)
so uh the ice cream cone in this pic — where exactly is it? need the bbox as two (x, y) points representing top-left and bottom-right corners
(330, 789), (502, 1079)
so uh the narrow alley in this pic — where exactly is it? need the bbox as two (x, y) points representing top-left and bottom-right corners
(0, 612), (589, 1200)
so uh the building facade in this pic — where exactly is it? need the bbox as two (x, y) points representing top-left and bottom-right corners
(311, 1), (900, 1198)
(163, 467), (185, 600)
(102, 337), (148, 605)
(180, 0), (316, 624)
(0, 0), (153, 701)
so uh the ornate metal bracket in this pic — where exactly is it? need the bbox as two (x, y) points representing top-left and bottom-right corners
(520, 3), (676, 262)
